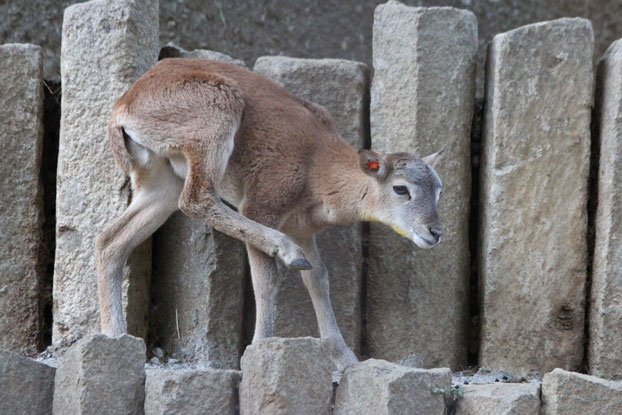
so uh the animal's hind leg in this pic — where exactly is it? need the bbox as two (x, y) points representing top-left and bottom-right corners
(96, 157), (183, 336)
(177, 111), (311, 271)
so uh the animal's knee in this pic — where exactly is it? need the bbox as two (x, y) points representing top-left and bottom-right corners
(303, 266), (330, 292)
(95, 231), (126, 271)
(178, 185), (219, 219)
(95, 230), (111, 260)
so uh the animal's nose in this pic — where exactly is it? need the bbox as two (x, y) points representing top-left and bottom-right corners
(429, 226), (442, 241)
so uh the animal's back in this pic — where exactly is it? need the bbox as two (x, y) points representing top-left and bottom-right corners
(110, 58), (347, 214)
(116, 58), (339, 149)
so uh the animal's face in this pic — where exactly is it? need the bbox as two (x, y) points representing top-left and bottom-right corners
(359, 149), (443, 249)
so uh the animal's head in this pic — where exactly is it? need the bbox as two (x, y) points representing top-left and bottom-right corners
(359, 149), (444, 249)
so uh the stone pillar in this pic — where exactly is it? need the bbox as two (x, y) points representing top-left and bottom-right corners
(145, 368), (241, 415)
(455, 383), (541, 415)
(159, 43), (247, 67)
(589, 39), (622, 380)
(0, 43), (44, 354)
(53, 334), (146, 415)
(239, 337), (334, 415)
(0, 350), (55, 415)
(333, 359), (451, 415)
(149, 49), (247, 369)
(53, 0), (159, 342)
(253, 56), (370, 352)
(368, 1), (477, 368)
(150, 217), (247, 368)
(541, 369), (622, 415)
(478, 18), (593, 375)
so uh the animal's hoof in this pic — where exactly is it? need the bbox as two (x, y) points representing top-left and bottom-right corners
(290, 258), (313, 271)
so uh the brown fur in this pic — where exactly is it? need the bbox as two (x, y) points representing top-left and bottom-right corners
(96, 58), (444, 369)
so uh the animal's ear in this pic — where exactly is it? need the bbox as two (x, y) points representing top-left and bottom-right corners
(359, 149), (389, 181)
(421, 148), (445, 168)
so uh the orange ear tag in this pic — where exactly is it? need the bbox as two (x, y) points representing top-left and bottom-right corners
(367, 160), (379, 171)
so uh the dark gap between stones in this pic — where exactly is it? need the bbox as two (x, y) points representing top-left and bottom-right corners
(582, 104), (600, 374)
(467, 97), (484, 367)
(359, 75), (371, 358)
(40, 79), (61, 350)
(240, 252), (255, 358)
(359, 222), (370, 359)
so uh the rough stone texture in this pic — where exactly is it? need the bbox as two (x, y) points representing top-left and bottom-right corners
(455, 383), (541, 415)
(589, 39), (622, 380)
(541, 369), (622, 414)
(53, 334), (146, 415)
(240, 337), (334, 415)
(478, 18), (593, 375)
(0, 350), (55, 415)
(368, 3), (476, 368)
(159, 43), (246, 67)
(333, 359), (451, 415)
(0, 44), (45, 354)
(253, 56), (369, 352)
(5, 1), (621, 93)
(148, 48), (247, 369)
(145, 368), (241, 415)
(150, 213), (247, 369)
(53, 0), (159, 343)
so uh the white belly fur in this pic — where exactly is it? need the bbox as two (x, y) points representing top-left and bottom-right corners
(123, 126), (242, 207)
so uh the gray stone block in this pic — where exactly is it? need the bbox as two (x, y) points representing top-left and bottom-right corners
(0, 350), (55, 415)
(145, 368), (241, 415)
(455, 383), (541, 415)
(368, 1), (477, 368)
(541, 369), (622, 414)
(478, 18), (593, 375)
(52, 334), (146, 415)
(53, 0), (159, 342)
(589, 38), (622, 380)
(150, 213), (247, 369)
(239, 337), (334, 415)
(159, 43), (247, 67)
(253, 56), (369, 352)
(0, 43), (45, 354)
(333, 359), (451, 415)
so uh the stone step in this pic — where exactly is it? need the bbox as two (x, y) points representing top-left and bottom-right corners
(455, 382), (540, 415)
(0, 350), (55, 415)
(541, 369), (622, 414)
(240, 337), (334, 415)
(52, 334), (146, 415)
(145, 368), (241, 415)
(334, 359), (451, 415)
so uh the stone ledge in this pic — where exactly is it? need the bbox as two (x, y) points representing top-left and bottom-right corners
(334, 359), (451, 415)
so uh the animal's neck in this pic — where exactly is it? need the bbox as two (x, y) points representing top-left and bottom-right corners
(312, 138), (378, 225)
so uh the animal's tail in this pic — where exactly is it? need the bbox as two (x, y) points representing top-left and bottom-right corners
(107, 111), (134, 175)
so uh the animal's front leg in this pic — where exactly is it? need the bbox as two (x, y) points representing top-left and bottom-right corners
(246, 244), (279, 341)
(297, 237), (359, 370)
(179, 151), (311, 271)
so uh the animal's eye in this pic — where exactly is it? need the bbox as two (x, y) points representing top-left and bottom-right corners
(393, 185), (409, 196)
